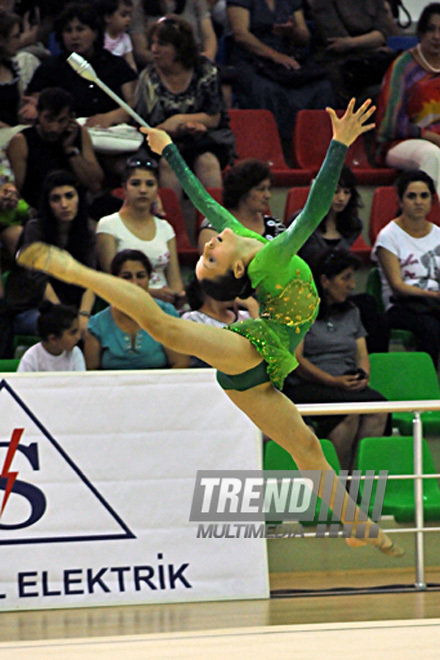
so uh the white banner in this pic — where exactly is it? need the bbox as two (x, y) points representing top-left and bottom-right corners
(0, 370), (268, 611)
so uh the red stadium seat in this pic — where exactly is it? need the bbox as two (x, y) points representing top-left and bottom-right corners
(293, 109), (398, 185)
(228, 109), (313, 186)
(195, 187), (223, 232)
(369, 186), (440, 245)
(284, 186), (371, 261)
(158, 188), (199, 266)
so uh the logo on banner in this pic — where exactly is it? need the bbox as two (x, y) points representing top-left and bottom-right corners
(0, 380), (135, 545)
(190, 469), (388, 539)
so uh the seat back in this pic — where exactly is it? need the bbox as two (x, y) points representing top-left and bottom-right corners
(158, 188), (191, 250)
(0, 358), (20, 372)
(228, 109), (288, 168)
(386, 35), (418, 51)
(366, 267), (384, 313)
(369, 351), (440, 402)
(293, 110), (333, 171)
(264, 438), (340, 472)
(284, 187), (309, 224)
(195, 187), (223, 231)
(293, 109), (397, 183)
(353, 435), (440, 521)
(294, 109), (372, 172)
(263, 439), (341, 523)
(369, 186), (440, 244)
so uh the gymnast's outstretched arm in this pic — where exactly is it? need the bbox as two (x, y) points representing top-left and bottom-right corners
(142, 99), (376, 256)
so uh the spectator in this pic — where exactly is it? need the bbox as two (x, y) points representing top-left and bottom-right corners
(0, 181), (29, 256)
(22, 1), (138, 128)
(292, 165), (388, 352)
(0, 9), (23, 129)
(99, 0), (137, 72)
(129, 0), (157, 68)
(129, 0), (217, 67)
(134, 15), (234, 203)
(197, 158), (285, 253)
(182, 275), (258, 366)
(7, 87), (104, 210)
(17, 300), (86, 372)
(5, 169), (96, 336)
(2, 1), (46, 59)
(151, 1), (217, 60)
(0, 250), (14, 357)
(310, 0), (396, 106)
(283, 248), (389, 471)
(84, 248), (189, 369)
(375, 3), (440, 191)
(295, 165), (363, 264)
(96, 155), (186, 306)
(372, 169), (440, 368)
(226, 0), (335, 144)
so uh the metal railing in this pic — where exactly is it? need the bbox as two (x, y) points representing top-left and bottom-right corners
(294, 399), (440, 590)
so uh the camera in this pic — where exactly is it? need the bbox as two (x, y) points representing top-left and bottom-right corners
(344, 368), (367, 380)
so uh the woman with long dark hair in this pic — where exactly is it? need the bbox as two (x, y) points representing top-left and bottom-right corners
(6, 169), (96, 336)
(373, 169), (440, 367)
(293, 165), (363, 265)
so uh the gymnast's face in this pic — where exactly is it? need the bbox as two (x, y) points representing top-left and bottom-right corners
(196, 228), (241, 281)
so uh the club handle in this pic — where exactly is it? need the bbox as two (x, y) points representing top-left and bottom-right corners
(93, 78), (150, 128)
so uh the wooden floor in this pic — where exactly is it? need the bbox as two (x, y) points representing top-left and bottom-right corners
(1, 619), (440, 660)
(1, 568), (440, 659)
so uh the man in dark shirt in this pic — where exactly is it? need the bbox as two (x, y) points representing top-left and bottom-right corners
(7, 88), (104, 210)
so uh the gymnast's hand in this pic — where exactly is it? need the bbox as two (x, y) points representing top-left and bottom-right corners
(140, 126), (172, 155)
(327, 98), (376, 147)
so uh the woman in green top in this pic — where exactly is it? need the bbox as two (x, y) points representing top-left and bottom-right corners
(16, 99), (402, 557)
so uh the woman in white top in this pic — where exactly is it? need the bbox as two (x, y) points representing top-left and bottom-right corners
(96, 156), (185, 306)
(373, 169), (440, 367)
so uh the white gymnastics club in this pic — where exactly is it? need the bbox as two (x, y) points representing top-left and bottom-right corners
(67, 52), (150, 128)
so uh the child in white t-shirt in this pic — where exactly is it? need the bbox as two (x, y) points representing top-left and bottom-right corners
(18, 302), (86, 372)
(100, 0), (138, 72)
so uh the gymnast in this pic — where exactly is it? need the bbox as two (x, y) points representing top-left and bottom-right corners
(17, 99), (403, 557)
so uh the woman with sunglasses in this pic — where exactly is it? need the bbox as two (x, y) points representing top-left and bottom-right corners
(96, 156), (185, 306)
(16, 100), (403, 556)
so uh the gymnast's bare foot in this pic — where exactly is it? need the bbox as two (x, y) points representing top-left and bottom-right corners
(346, 531), (404, 557)
(16, 242), (76, 282)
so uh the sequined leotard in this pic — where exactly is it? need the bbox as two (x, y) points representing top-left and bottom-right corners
(163, 140), (348, 389)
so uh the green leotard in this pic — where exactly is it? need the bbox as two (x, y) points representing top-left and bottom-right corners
(163, 140), (348, 389)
